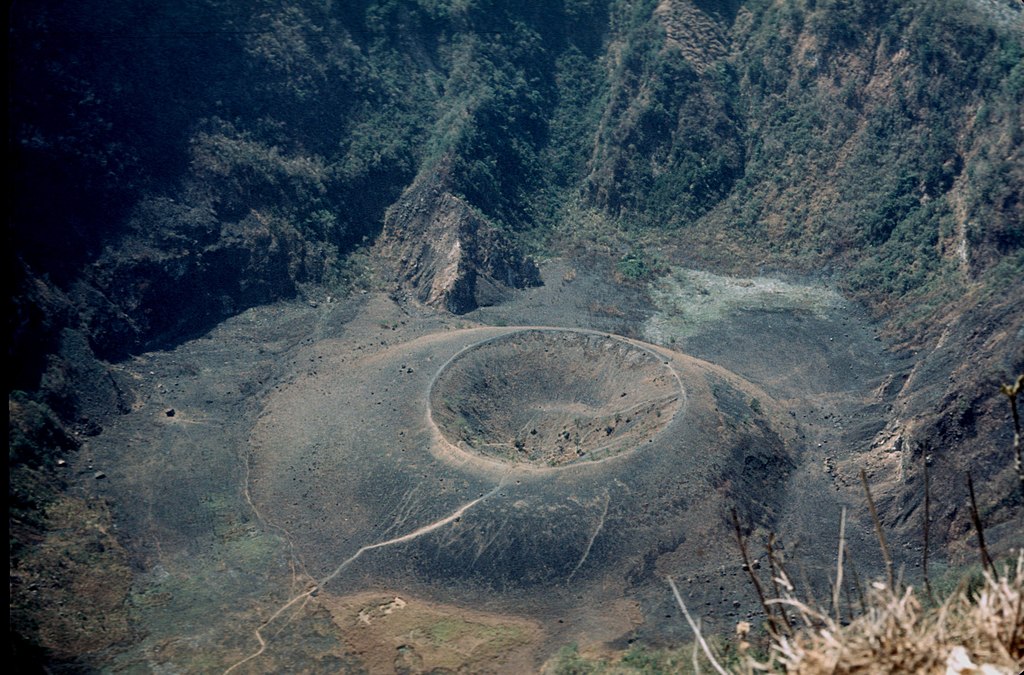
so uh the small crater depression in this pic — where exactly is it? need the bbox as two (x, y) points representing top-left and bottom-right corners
(430, 330), (682, 467)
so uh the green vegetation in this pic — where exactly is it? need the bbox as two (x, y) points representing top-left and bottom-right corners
(10, 0), (1021, 324)
(544, 639), (748, 674)
(712, 0), (1024, 315)
(616, 248), (658, 280)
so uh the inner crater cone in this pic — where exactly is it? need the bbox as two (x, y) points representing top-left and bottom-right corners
(429, 330), (683, 467)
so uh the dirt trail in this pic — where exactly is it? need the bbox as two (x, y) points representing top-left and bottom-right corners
(224, 479), (509, 674)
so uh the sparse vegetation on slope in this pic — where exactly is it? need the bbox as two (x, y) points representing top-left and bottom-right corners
(545, 554), (1022, 674)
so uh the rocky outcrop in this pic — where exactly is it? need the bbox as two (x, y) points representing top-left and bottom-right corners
(860, 288), (1024, 558)
(376, 171), (541, 314)
(73, 200), (297, 359)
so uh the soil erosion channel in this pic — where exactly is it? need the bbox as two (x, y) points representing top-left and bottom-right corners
(250, 326), (796, 625)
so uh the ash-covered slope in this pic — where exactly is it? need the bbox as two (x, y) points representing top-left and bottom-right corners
(249, 326), (795, 603)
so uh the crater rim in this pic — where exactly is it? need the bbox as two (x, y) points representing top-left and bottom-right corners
(427, 328), (684, 471)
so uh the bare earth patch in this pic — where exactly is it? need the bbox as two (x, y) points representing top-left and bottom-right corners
(321, 591), (542, 674)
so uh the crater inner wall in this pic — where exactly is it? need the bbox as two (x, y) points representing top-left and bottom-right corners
(428, 330), (682, 468)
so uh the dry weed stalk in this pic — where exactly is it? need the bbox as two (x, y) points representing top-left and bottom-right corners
(765, 533), (795, 634)
(749, 551), (1023, 674)
(832, 507), (846, 625)
(732, 508), (782, 639)
(967, 472), (998, 577)
(860, 468), (894, 591)
(844, 543), (867, 615)
(1000, 374), (1023, 500)
(667, 576), (729, 675)
(923, 450), (935, 605)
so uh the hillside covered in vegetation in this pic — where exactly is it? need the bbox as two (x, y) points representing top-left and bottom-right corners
(12, 0), (1023, 336)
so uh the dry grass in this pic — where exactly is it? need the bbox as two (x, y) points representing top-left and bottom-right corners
(699, 380), (1024, 674)
(666, 550), (1022, 674)
(734, 552), (1024, 674)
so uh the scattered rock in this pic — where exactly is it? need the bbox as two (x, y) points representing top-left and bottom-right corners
(165, 408), (175, 417)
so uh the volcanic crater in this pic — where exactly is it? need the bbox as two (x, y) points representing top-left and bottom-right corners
(248, 324), (796, 602)
(67, 273), (908, 670)
(429, 330), (682, 468)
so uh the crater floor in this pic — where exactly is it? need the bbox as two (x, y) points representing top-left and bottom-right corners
(74, 261), (904, 673)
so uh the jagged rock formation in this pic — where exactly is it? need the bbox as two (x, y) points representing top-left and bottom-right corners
(376, 170), (541, 314)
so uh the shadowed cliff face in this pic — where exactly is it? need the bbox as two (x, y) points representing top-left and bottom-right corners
(8, 0), (1024, 670)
